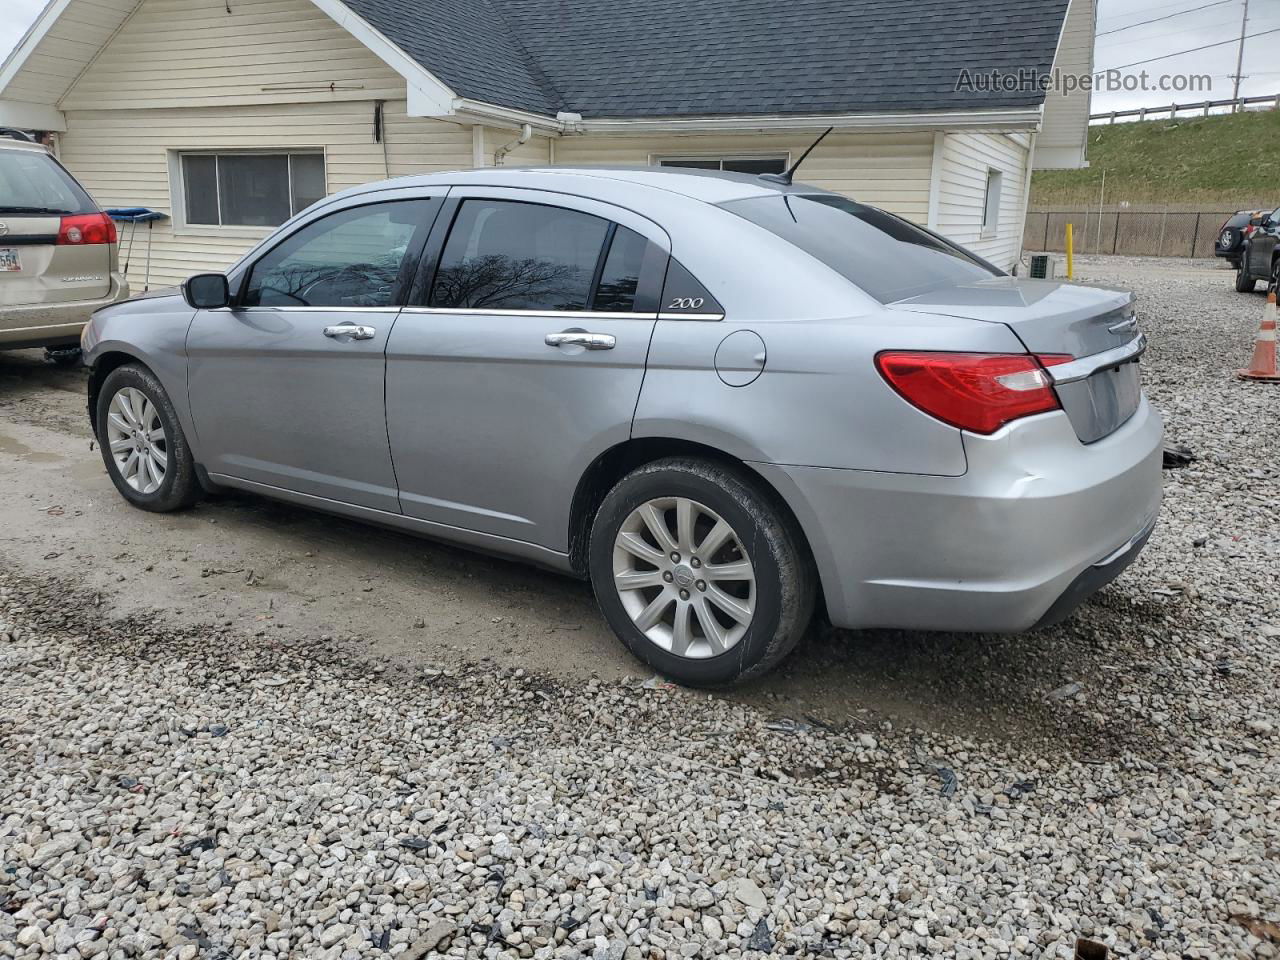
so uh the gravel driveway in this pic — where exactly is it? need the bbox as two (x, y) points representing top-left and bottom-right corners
(1, 256), (1278, 959)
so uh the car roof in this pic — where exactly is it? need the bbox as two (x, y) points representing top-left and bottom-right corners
(0, 135), (50, 154)
(366, 165), (838, 205)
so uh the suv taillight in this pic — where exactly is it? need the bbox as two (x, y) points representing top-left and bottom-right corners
(57, 212), (117, 245)
(875, 351), (1073, 435)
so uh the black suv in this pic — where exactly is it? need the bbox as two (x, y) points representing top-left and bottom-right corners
(1235, 207), (1280, 293)
(1216, 209), (1265, 267)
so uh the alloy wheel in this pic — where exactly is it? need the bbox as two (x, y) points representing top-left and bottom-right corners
(611, 496), (756, 659)
(105, 386), (168, 494)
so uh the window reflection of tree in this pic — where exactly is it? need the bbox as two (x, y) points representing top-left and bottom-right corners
(253, 256), (402, 307)
(432, 254), (587, 310)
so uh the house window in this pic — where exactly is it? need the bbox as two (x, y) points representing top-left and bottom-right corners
(982, 168), (1003, 237)
(180, 152), (326, 228)
(657, 156), (788, 175)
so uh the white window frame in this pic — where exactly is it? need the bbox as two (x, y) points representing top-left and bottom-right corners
(982, 167), (1003, 239)
(167, 148), (327, 236)
(650, 153), (791, 173)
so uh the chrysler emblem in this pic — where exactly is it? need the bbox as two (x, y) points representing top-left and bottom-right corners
(0, 223), (8, 237)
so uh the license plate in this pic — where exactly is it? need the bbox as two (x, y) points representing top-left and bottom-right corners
(0, 249), (20, 272)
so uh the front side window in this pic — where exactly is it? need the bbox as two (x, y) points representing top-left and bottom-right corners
(181, 152), (326, 228)
(430, 199), (610, 311)
(242, 200), (430, 308)
(658, 156), (787, 175)
(720, 193), (1000, 304)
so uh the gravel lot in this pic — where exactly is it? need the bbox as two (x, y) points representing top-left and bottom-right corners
(1, 256), (1278, 960)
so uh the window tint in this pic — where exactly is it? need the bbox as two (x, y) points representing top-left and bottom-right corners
(0, 150), (97, 215)
(243, 201), (428, 308)
(720, 194), (1000, 304)
(660, 260), (723, 316)
(592, 226), (648, 312)
(430, 200), (609, 311)
(180, 152), (326, 227)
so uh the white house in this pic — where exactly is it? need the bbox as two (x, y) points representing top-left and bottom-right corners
(0, 0), (1094, 289)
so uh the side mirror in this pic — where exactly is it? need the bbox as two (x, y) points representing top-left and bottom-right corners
(183, 273), (230, 309)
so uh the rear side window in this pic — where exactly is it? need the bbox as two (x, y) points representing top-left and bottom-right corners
(431, 199), (609, 311)
(242, 200), (433, 308)
(0, 150), (97, 215)
(719, 194), (1000, 304)
(591, 225), (648, 312)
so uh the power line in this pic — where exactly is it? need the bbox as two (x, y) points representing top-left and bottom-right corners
(1098, 26), (1280, 72)
(1097, 0), (1234, 37)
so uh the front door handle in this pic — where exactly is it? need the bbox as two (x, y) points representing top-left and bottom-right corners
(323, 323), (377, 340)
(545, 331), (616, 350)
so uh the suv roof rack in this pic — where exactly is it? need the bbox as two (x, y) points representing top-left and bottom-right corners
(0, 127), (36, 142)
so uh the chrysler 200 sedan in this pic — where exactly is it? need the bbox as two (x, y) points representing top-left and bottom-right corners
(81, 167), (1163, 686)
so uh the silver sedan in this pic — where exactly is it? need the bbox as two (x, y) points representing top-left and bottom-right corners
(81, 167), (1163, 686)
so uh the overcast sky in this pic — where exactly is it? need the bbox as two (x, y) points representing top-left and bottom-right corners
(1, 0), (1278, 115)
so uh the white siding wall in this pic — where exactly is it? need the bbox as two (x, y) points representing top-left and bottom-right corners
(553, 132), (936, 223)
(1037, 0), (1094, 169)
(935, 132), (1032, 271)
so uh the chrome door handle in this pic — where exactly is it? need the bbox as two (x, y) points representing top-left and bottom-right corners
(323, 323), (377, 340)
(545, 331), (615, 350)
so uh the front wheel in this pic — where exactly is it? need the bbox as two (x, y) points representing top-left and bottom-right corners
(589, 457), (815, 687)
(95, 363), (201, 512)
(1236, 260), (1257, 293)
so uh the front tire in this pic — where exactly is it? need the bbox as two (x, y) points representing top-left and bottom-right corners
(1236, 259), (1257, 293)
(95, 363), (201, 512)
(589, 457), (814, 687)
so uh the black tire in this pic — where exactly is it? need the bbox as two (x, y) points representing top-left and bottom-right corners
(44, 346), (82, 367)
(588, 457), (815, 687)
(1270, 257), (1280, 294)
(95, 363), (201, 513)
(1236, 259), (1257, 293)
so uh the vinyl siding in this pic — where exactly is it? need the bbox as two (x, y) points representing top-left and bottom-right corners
(59, 0), (406, 110)
(58, 100), (473, 287)
(553, 132), (935, 223)
(935, 131), (1031, 271)
(1037, 0), (1094, 169)
(0, 0), (138, 105)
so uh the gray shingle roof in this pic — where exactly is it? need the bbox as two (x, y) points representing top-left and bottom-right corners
(340, 0), (1072, 119)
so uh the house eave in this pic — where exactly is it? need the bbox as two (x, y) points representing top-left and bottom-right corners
(448, 98), (564, 134)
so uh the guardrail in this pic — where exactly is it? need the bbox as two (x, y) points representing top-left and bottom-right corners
(1091, 93), (1280, 124)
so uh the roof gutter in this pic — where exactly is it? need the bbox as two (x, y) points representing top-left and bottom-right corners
(574, 108), (1045, 135)
(452, 98), (565, 135)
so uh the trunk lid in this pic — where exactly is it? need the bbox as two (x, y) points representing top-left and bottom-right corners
(888, 276), (1142, 443)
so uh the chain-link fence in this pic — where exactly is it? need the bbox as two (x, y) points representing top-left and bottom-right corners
(1024, 209), (1235, 259)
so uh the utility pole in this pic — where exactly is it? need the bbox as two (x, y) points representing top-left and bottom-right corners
(1231, 0), (1250, 111)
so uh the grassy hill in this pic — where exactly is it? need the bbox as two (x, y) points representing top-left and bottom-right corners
(1031, 108), (1280, 208)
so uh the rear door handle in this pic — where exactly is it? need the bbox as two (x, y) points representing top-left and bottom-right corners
(545, 331), (615, 350)
(323, 323), (376, 340)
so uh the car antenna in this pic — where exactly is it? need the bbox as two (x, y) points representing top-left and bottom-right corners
(759, 126), (834, 186)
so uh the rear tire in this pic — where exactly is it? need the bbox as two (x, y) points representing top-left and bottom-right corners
(1236, 259), (1257, 293)
(588, 457), (814, 687)
(95, 363), (201, 513)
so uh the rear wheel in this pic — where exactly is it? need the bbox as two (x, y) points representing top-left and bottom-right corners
(1236, 258), (1257, 293)
(95, 363), (201, 512)
(589, 457), (814, 687)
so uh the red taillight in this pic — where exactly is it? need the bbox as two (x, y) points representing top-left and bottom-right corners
(875, 351), (1073, 435)
(57, 212), (117, 246)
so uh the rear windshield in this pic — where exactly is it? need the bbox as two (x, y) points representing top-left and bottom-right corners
(0, 148), (98, 216)
(719, 194), (1001, 303)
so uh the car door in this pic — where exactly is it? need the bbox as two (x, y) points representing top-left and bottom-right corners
(186, 193), (444, 512)
(1256, 207), (1280, 284)
(385, 188), (670, 550)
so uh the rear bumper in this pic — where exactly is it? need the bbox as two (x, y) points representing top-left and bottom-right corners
(751, 397), (1164, 632)
(0, 273), (129, 348)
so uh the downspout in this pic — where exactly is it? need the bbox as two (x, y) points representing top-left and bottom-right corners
(493, 123), (533, 166)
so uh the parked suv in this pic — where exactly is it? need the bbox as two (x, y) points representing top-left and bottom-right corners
(1215, 209), (1267, 268)
(81, 168), (1162, 686)
(1235, 206), (1280, 293)
(0, 129), (128, 360)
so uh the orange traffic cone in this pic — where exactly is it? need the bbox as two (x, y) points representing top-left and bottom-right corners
(1239, 290), (1280, 382)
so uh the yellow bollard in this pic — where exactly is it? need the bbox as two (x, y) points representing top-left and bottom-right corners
(1065, 222), (1074, 279)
